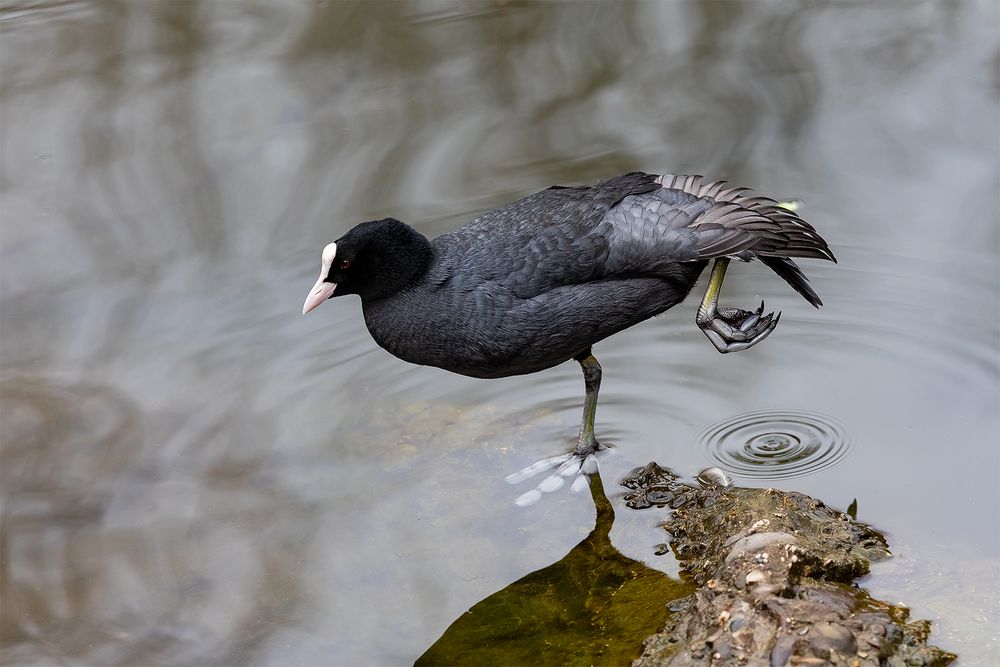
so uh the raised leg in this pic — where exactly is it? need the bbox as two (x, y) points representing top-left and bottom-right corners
(697, 258), (781, 354)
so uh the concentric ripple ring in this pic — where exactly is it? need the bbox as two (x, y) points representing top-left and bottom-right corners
(698, 410), (851, 480)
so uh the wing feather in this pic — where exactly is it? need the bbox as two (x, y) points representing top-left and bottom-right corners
(656, 173), (837, 263)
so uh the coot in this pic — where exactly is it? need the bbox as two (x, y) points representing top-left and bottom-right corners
(303, 172), (835, 491)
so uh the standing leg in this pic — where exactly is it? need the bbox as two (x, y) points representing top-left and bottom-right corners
(504, 350), (605, 505)
(574, 349), (603, 456)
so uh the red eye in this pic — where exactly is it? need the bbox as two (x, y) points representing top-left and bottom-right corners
(340, 260), (351, 270)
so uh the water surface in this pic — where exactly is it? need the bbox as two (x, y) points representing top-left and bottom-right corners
(1, 1), (998, 665)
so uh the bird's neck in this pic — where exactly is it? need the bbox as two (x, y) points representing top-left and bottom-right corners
(359, 226), (434, 302)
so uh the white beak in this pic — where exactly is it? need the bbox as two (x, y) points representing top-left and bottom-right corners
(303, 278), (337, 314)
(303, 241), (339, 314)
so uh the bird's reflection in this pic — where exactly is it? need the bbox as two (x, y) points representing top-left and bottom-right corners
(416, 472), (694, 666)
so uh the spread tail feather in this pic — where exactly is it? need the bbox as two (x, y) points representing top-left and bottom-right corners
(759, 256), (823, 308)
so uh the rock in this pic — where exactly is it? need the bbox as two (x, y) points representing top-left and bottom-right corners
(624, 462), (956, 667)
(809, 621), (858, 658)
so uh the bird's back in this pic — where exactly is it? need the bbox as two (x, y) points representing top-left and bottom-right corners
(429, 171), (832, 296)
(428, 172), (662, 295)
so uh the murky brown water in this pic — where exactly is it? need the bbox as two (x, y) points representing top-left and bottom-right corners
(1, 1), (998, 665)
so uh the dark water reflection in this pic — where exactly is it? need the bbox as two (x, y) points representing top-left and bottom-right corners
(417, 472), (693, 666)
(1, 1), (997, 665)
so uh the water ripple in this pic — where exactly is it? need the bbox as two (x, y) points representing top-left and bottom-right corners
(698, 409), (851, 480)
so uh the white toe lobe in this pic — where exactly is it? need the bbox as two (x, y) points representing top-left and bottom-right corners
(537, 473), (565, 493)
(515, 489), (543, 507)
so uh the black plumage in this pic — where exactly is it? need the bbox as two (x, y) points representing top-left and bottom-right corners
(303, 171), (835, 466)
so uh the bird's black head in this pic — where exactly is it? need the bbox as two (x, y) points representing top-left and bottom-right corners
(302, 217), (433, 312)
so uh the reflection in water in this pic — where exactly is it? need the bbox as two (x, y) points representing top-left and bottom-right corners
(416, 472), (692, 666)
(0, 375), (314, 666)
(698, 409), (851, 480)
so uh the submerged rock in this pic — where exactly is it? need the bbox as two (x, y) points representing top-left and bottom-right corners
(622, 463), (956, 667)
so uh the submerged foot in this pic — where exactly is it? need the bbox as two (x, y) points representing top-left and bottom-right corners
(507, 350), (609, 506)
(504, 444), (608, 507)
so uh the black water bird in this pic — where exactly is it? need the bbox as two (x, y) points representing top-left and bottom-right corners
(303, 172), (835, 492)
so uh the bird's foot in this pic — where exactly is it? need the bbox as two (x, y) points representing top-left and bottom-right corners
(697, 300), (780, 354)
(504, 442), (609, 507)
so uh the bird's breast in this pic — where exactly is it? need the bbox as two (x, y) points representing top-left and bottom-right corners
(361, 287), (514, 377)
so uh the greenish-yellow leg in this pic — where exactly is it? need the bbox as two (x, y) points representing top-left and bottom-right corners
(574, 350), (603, 455)
(696, 258), (781, 354)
